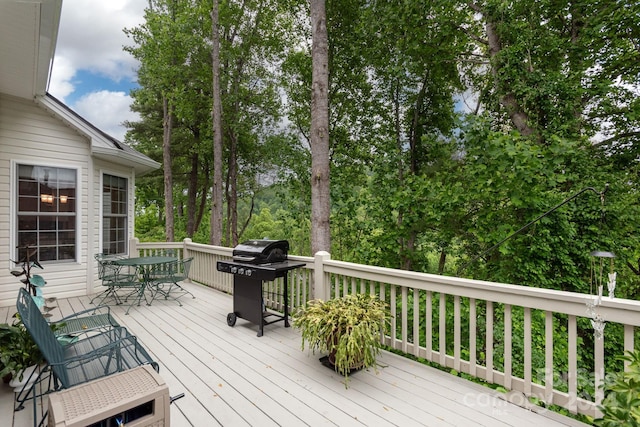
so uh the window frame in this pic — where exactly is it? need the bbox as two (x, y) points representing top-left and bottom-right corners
(12, 161), (80, 264)
(100, 172), (130, 256)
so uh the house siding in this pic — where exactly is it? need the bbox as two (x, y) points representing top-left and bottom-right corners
(0, 94), (109, 307)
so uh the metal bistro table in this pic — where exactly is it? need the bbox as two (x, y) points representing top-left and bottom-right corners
(113, 256), (177, 313)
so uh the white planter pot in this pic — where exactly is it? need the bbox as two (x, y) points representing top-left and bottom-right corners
(9, 364), (40, 392)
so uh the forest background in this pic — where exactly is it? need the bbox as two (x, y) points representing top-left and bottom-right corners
(122, 1), (640, 403)
(124, 1), (640, 300)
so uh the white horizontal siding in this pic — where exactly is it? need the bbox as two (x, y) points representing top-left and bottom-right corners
(0, 94), (90, 306)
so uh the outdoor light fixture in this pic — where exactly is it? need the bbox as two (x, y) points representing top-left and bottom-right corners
(40, 194), (53, 204)
(587, 250), (616, 340)
(59, 195), (68, 204)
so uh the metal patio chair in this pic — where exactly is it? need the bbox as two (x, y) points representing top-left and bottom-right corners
(16, 288), (159, 426)
(149, 257), (196, 306)
(14, 304), (121, 411)
(52, 304), (120, 344)
(91, 254), (140, 307)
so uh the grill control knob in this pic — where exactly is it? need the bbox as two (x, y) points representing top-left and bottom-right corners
(230, 266), (237, 274)
(238, 268), (245, 275)
(246, 269), (252, 277)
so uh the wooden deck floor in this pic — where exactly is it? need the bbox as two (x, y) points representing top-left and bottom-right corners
(1, 281), (590, 427)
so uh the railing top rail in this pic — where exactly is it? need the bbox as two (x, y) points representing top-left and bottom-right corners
(183, 241), (233, 257)
(323, 258), (640, 325)
(134, 241), (183, 248)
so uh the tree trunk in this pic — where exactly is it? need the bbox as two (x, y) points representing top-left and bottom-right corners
(186, 149), (198, 237)
(393, 80), (411, 269)
(210, 1), (224, 246)
(485, 17), (536, 138)
(310, 0), (331, 255)
(400, 74), (430, 270)
(195, 163), (209, 234)
(225, 166), (231, 246)
(409, 73), (429, 175)
(162, 95), (174, 242)
(229, 131), (239, 246)
(438, 250), (447, 275)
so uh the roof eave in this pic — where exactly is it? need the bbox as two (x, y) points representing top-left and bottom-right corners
(91, 146), (159, 176)
(37, 0), (63, 96)
(37, 95), (160, 176)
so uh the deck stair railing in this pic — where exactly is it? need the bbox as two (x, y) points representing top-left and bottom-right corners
(130, 238), (640, 418)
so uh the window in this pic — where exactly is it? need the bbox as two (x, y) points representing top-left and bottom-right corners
(102, 174), (128, 255)
(17, 165), (77, 262)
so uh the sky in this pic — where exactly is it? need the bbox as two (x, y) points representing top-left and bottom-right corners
(48, 0), (148, 141)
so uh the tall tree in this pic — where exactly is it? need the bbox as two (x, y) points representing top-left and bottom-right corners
(128, 0), (297, 246)
(210, 0), (223, 245)
(126, 0), (214, 243)
(161, 94), (175, 241)
(310, 0), (331, 254)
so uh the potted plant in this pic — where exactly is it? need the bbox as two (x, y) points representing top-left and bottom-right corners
(0, 314), (44, 389)
(292, 293), (390, 384)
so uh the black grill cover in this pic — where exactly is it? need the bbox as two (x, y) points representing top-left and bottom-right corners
(232, 240), (289, 264)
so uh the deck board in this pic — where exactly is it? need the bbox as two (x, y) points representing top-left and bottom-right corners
(0, 282), (589, 427)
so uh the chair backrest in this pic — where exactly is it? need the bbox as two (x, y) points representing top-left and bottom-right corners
(149, 257), (192, 284)
(95, 254), (129, 283)
(175, 257), (193, 281)
(16, 288), (65, 378)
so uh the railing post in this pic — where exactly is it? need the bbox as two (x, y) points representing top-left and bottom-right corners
(128, 238), (140, 257)
(314, 251), (331, 301)
(183, 238), (192, 259)
(183, 238), (193, 283)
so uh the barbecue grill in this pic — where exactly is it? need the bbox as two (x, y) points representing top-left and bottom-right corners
(217, 240), (305, 337)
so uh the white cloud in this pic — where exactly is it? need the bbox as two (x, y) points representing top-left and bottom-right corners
(48, 1), (147, 141)
(73, 91), (140, 141)
(48, 56), (76, 102)
(53, 0), (147, 83)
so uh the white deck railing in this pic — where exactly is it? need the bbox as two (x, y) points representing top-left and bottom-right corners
(130, 238), (640, 418)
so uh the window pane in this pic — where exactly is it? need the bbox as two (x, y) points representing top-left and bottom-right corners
(19, 180), (38, 196)
(40, 197), (56, 213)
(40, 217), (56, 231)
(18, 196), (38, 212)
(58, 216), (75, 230)
(40, 231), (57, 246)
(102, 174), (128, 256)
(18, 165), (32, 179)
(17, 165), (76, 262)
(18, 215), (37, 231)
(16, 245), (38, 263)
(59, 231), (75, 245)
(39, 247), (56, 261)
(59, 246), (75, 260)
(58, 188), (75, 212)
(18, 232), (37, 248)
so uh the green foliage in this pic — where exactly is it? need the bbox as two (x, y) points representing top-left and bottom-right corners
(120, 4), (640, 419)
(127, 0), (640, 286)
(293, 294), (390, 384)
(0, 315), (43, 380)
(135, 204), (167, 242)
(595, 350), (640, 427)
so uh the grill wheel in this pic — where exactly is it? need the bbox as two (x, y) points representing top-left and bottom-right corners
(227, 312), (237, 326)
